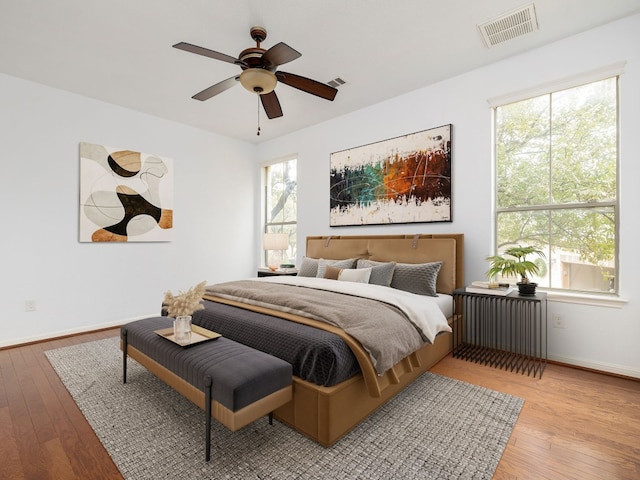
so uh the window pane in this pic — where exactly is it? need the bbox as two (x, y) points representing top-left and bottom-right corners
(496, 96), (550, 208)
(495, 210), (550, 286)
(550, 207), (615, 292)
(496, 206), (616, 292)
(551, 79), (617, 204)
(266, 159), (297, 224)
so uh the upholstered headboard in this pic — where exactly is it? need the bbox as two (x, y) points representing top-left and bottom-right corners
(305, 234), (464, 294)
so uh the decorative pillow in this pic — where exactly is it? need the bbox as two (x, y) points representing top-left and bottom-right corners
(356, 259), (396, 287)
(323, 265), (342, 280)
(323, 265), (372, 283)
(298, 257), (319, 277)
(338, 267), (371, 283)
(316, 258), (356, 278)
(390, 261), (443, 296)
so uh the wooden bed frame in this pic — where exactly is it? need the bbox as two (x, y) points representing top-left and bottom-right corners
(270, 233), (465, 446)
(128, 233), (464, 448)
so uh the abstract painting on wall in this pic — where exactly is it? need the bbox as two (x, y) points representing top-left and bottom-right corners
(329, 124), (452, 226)
(79, 142), (173, 242)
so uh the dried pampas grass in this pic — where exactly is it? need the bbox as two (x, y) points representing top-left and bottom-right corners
(163, 281), (206, 318)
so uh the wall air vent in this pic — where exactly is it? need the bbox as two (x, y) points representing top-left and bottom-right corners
(327, 77), (346, 88)
(478, 3), (538, 48)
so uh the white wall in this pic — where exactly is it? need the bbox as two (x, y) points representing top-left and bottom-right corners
(0, 74), (258, 346)
(257, 14), (640, 378)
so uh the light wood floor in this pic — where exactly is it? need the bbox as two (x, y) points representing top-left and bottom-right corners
(431, 356), (640, 480)
(1, 328), (638, 479)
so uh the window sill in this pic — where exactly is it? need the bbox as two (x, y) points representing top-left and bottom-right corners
(545, 290), (628, 308)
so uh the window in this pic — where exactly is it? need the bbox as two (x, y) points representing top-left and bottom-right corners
(263, 157), (297, 267)
(493, 77), (618, 294)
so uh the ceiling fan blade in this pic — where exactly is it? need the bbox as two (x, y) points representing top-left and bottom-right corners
(275, 71), (337, 101)
(192, 76), (239, 101)
(262, 42), (301, 69)
(173, 42), (245, 66)
(260, 91), (283, 119)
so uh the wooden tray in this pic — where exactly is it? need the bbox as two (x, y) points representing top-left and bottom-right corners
(155, 324), (221, 347)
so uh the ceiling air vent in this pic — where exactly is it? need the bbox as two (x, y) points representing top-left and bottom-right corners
(327, 77), (346, 88)
(478, 3), (538, 48)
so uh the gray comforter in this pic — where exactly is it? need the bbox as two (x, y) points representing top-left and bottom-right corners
(206, 278), (448, 375)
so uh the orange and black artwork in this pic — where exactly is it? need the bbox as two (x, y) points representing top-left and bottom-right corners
(330, 125), (451, 227)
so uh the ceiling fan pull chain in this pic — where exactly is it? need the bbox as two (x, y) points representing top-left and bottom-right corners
(256, 96), (261, 136)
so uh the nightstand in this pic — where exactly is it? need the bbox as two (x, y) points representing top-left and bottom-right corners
(257, 268), (298, 277)
(452, 288), (547, 378)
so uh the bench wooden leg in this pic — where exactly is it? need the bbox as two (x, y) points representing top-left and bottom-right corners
(121, 329), (128, 384)
(269, 412), (273, 425)
(205, 375), (212, 461)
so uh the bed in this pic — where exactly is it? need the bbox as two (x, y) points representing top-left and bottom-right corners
(198, 233), (464, 447)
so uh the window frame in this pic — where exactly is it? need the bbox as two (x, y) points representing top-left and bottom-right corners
(261, 154), (297, 267)
(490, 68), (622, 296)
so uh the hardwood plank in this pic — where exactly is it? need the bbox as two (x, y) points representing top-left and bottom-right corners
(19, 342), (42, 369)
(3, 349), (56, 480)
(0, 352), (9, 410)
(42, 437), (77, 480)
(0, 406), (23, 479)
(19, 370), (57, 444)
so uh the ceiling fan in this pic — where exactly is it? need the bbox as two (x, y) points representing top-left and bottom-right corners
(173, 26), (338, 122)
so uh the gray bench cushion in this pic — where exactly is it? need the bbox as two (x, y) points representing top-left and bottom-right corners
(122, 317), (292, 412)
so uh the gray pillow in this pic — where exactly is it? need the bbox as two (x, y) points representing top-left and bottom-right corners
(390, 261), (443, 296)
(298, 257), (319, 277)
(356, 259), (396, 287)
(316, 258), (356, 278)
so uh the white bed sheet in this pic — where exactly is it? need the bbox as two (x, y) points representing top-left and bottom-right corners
(434, 293), (454, 319)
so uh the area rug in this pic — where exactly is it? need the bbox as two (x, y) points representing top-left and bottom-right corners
(45, 337), (523, 480)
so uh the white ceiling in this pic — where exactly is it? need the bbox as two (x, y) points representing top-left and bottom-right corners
(2, 0), (639, 144)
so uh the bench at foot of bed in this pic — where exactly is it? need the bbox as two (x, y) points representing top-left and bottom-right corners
(120, 317), (293, 461)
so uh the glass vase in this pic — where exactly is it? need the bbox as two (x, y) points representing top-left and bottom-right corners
(173, 315), (192, 344)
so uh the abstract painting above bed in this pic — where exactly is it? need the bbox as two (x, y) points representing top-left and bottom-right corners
(329, 125), (452, 226)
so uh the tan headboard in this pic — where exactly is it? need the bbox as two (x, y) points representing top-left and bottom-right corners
(305, 234), (464, 294)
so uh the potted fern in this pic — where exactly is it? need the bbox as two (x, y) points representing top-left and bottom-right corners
(486, 246), (546, 295)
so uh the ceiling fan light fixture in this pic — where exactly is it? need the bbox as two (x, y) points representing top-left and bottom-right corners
(239, 69), (277, 95)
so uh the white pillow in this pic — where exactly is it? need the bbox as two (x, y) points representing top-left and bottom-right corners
(338, 267), (372, 283)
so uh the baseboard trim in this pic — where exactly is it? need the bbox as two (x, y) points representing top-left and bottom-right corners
(548, 353), (640, 380)
(0, 313), (155, 349)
